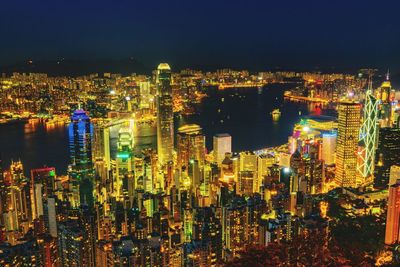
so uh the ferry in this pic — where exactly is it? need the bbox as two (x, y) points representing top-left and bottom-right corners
(271, 109), (281, 121)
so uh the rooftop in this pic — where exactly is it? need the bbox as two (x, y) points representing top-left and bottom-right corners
(157, 63), (171, 71)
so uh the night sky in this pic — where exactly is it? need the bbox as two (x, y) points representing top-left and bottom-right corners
(1, 0), (400, 71)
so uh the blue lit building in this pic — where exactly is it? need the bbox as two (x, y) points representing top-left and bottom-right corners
(68, 109), (94, 207)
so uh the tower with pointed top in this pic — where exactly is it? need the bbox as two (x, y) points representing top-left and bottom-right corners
(377, 70), (393, 127)
(156, 63), (174, 165)
(357, 77), (379, 182)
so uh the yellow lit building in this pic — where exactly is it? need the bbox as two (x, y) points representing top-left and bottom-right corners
(156, 63), (174, 165)
(335, 101), (361, 188)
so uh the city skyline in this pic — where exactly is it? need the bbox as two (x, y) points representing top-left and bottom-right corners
(1, 1), (400, 266)
(0, 66), (399, 266)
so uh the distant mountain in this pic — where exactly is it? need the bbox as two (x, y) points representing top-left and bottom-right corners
(0, 58), (151, 77)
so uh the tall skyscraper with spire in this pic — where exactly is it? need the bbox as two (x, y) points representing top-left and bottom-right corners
(376, 70), (393, 127)
(357, 79), (379, 181)
(68, 109), (94, 207)
(335, 101), (361, 188)
(156, 63), (174, 165)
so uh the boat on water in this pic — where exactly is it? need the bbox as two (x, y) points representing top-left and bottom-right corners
(271, 109), (281, 121)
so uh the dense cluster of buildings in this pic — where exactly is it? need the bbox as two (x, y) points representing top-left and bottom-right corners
(0, 65), (399, 266)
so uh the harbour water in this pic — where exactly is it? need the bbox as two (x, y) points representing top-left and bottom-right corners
(0, 83), (331, 175)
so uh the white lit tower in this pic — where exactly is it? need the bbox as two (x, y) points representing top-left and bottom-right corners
(357, 78), (379, 182)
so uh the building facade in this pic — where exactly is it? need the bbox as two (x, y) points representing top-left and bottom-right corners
(335, 101), (361, 188)
(156, 63), (174, 165)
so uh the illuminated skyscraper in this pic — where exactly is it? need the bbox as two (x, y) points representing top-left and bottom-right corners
(321, 132), (336, 165)
(92, 123), (111, 168)
(376, 73), (393, 128)
(10, 160), (24, 183)
(357, 83), (379, 180)
(139, 80), (152, 109)
(239, 152), (258, 194)
(377, 72), (391, 103)
(177, 124), (206, 186)
(115, 126), (134, 200)
(335, 101), (361, 188)
(374, 127), (400, 189)
(69, 109), (94, 207)
(385, 179), (400, 245)
(156, 63), (174, 165)
(1, 161), (29, 236)
(239, 152), (257, 172)
(289, 150), (302, 193)
(257, 154), (275, 185)
(44, 197), (57, 238)
(213, 134), (232, 166)
(92, 123), (111, 187)
(69, 110), (94, 176)
(389, 166), (400, 187)
(30, 167), (56, 221)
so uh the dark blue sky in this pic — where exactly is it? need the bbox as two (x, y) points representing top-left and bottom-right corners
(1, 0), (400, 71)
